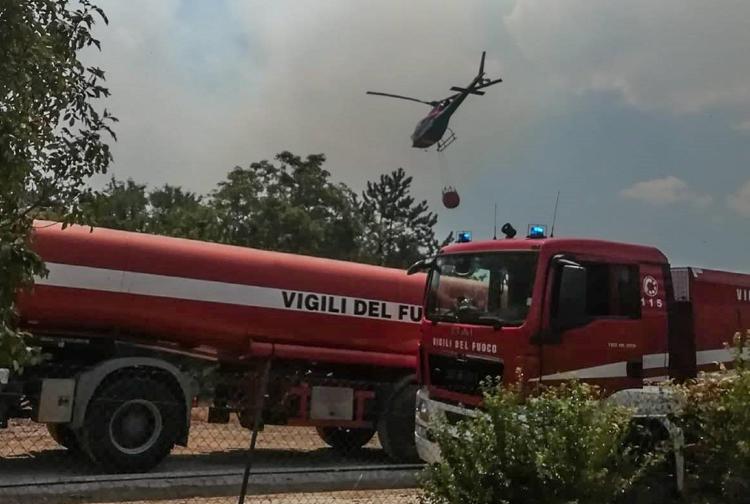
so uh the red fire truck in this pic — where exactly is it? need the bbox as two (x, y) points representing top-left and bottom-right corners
(411, 228), (750, 474)
(0, 222), (425, 472)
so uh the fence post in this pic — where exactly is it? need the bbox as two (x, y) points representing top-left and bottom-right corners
(238, 358), (272, 504)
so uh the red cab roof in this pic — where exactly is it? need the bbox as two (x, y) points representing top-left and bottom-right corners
(441, 237), (668, 265)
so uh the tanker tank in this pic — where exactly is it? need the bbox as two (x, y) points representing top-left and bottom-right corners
(19, 222), (426, 363)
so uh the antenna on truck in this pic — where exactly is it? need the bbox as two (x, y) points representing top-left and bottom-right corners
(550, 191), (560, 238)
(493, 202), (498, 240)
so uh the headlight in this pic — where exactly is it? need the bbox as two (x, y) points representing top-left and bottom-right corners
(416, 389), (431, 423)
(0, 368), (9, 385)
(418, 401), (429, 420)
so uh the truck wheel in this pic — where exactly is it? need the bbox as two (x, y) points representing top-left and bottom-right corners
(79, 373), (183, 473)
(377, 375), (419, 462)
(47, 423), (80, 453)
(316, 427), (376, 453)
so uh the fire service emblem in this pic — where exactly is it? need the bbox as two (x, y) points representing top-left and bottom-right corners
(643, 275), (659, 298)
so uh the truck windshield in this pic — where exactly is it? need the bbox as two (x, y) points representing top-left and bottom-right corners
(426, 252), (538, 326)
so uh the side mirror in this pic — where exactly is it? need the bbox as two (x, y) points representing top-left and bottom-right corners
(554, 264), (588, 332)
(407, 257), (435, 275)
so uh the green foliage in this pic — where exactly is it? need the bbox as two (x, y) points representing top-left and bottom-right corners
(421, 381), (650, 504)
(360, 167), (438, 268)
(86, 177), (148, 231)
(675, 331), (750, 503)
(62, 154), (444, 266)
(0, 0), (115, 369)
(147, 184), (219, 240)
(81, 177), (221, 240)
(0, 232), (45, 371)
(211, 151), (362, 260)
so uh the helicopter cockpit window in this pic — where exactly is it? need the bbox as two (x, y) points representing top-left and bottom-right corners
(416, 117), (431, 129)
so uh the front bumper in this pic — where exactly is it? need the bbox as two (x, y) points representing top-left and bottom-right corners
(414, 386), (478, 464)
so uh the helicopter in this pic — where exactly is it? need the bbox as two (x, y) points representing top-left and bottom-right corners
(367, 51), (502, 152)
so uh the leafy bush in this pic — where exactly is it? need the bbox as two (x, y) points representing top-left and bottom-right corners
(0, 0), (114, 369)
(675, 331), (750, 503)
(421, 380), (656, 504)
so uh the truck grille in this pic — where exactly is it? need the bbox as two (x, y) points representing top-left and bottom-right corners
(428, 354), (504, 396)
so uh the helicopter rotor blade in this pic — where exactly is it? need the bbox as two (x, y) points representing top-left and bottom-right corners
(450, 86), (485, 96)
(474, 77), (503, 90)
(449, 77), (502, 98)
(366, 91), (437, 106)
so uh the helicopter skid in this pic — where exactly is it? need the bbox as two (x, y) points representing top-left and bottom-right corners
(436, 129), (457, 152)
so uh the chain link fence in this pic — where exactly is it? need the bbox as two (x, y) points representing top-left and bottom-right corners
(0, 363), (423, 504)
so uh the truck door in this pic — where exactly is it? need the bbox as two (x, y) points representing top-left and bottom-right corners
(540, 259), (648, 391)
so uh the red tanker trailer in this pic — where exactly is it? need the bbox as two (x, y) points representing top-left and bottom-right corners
(1, 222), (425, 472)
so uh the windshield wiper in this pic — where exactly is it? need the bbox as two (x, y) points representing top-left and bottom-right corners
(477, 315), (507, 330)
(429, 312), (459, 323)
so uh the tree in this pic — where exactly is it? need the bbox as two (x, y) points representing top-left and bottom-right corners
(147, 184), (219, 240)
(211, 151), (362, 260)
(0, 0), (115, 369)
(359, 167), (438, 268)
(80, 178), (219, 241)
(86, 178), (148, 232)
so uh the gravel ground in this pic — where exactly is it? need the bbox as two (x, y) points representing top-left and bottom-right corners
(88, 489), (420, 504)
(0, 408), (381, 459)
(0, 410), (419, 504)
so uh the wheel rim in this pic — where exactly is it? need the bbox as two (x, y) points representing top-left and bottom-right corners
(108, 399), (163, 455)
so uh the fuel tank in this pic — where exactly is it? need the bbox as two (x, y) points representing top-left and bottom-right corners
(18, 222), (426, 363)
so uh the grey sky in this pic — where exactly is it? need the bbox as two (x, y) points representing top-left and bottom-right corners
(85, 0), (750, 270)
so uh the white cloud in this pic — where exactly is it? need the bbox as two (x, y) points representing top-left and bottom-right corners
(620, 176), (712, 208)
(727, 180), (750, 217)
(504, 1), (750, 114)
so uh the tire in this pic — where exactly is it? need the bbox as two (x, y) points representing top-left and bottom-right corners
(377, 375), (419, 462)
(47, 423), (81, 453)
(78, 373), (184, 473)
(316, 426), (376, 453)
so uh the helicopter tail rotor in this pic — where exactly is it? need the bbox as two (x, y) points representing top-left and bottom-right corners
(446, 51), (500, 97)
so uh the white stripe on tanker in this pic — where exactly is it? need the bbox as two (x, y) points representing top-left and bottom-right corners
(36, 262), (423, 324)
(36, 264), (745, 364)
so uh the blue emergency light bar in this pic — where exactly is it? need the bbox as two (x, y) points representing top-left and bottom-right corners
(527, 224), (547, 239)
(457, 231), (472, 243)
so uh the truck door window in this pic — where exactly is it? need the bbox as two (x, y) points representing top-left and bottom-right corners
(584, 263), (640, 319)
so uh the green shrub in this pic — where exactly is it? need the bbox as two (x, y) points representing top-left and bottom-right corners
(675, 331), (750, 503)
(421, 380), (657, 504)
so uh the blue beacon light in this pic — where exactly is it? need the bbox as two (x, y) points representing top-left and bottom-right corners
(457, 231), (472, 243)
(527, 225), (547, 239)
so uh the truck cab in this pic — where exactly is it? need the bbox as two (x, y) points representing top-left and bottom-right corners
(413, 233), (678, 462)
